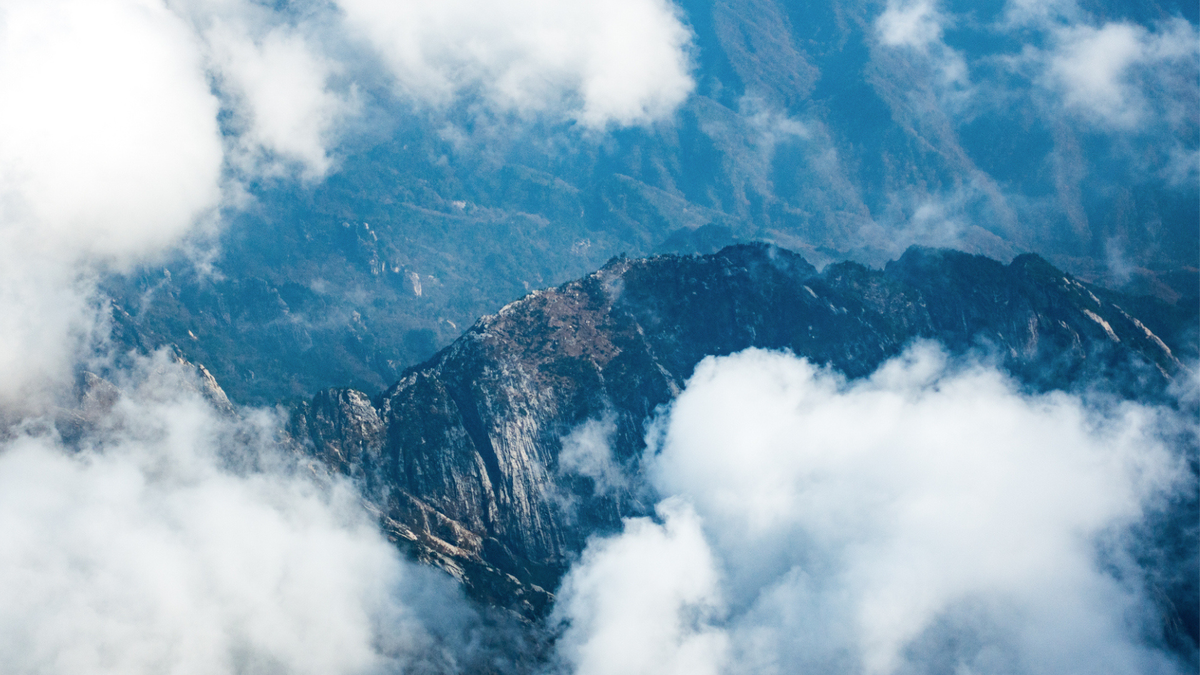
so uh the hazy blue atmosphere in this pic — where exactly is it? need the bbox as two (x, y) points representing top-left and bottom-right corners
(0, 0), (1195, 673)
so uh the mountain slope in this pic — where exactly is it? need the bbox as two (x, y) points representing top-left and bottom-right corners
(285, 244), (1194, 621)
(102, 0), (1199, 406)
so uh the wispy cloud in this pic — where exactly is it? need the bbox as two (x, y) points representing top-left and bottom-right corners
(0, 353), (504, 674)
(874, 0), (970, 97)
(558, 413), (629, 496)
(0, 0), (223, 405)
(196, 13), (357, 180)
(861, 0), (1198, 271)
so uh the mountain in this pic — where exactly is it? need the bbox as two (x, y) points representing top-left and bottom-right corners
(275, 244), (1195, 649)
(4, 0), (1196, 671)
(80, 0), (1200, 660)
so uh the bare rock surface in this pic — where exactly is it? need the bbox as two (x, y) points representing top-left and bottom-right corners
(288, 244), (1195, 618)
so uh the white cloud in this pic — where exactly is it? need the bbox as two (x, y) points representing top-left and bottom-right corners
(206, 23), (352, 179)
(1001, 0), (1082, 29)
(1049, 22), (1147, 127)
(167, 0), (358, 180)
(335, 0), (696, 128)
(877, 0), (944, 49)
(552, 498), (728, 675)
(0, 353), (478, 674)
(0, 0), (223, 265)
(0, 0), (362, 405)
(557, 344), (1189, 675)
(872, 0), (973, 127)
(1047, 19), (1198, 129)
(0, 0), (225, 406)
(858, 177), (1021, 263)
(559, 413), (627, 495)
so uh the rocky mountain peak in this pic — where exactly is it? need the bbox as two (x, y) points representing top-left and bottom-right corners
(286, 244), (1194, 618)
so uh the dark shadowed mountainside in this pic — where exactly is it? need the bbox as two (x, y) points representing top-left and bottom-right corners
(279, 244), (1195, 655)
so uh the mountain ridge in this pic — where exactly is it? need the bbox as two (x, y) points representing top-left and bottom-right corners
(279, 243), (1195, 627)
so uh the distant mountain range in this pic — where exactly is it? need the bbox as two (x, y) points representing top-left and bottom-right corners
(100, 0), (1198, 406)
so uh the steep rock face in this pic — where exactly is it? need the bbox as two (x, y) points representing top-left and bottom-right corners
(290, 244), (1192, 617)
(290, 389), (386, 478)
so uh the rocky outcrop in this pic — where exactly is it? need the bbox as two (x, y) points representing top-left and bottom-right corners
(289, 244), (1194, 617)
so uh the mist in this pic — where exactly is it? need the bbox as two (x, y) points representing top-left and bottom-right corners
(0, 352), (535, 674)
(336, 0), (695, 127)
(553, 344), (1193, 675)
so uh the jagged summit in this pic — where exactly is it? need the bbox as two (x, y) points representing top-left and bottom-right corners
(285, 243), (1193, 618)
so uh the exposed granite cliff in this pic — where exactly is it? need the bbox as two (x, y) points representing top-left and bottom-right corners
(286, 244), (1195, 618)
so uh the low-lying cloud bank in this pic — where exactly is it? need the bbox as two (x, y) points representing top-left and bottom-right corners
(0, 353), (523, 675)
(4, 341), (1192, 674)
(554, 343), (1194, 675)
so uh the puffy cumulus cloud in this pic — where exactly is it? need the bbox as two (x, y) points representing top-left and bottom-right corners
(0, 352), (491, 674)
(0, 0), (222, 406)
(0, 0), (223, 265)
(552, 498), (728, 675)
(876, 0), (945, 49)
(0, 0), (354, 404)
(335, 0), (695, 128)
(555, 344), (1190, 675)
(1047, 18), (1200, 129)
(0, 0), (364, 268)
(170, 0), (358, 179)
